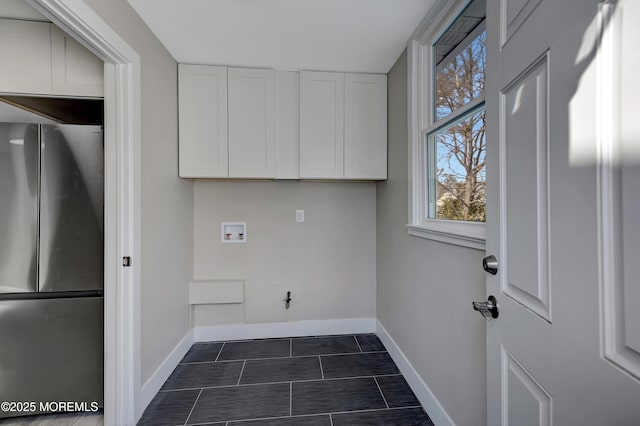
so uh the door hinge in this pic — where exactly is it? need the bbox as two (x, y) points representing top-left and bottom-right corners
(122, 256), (131, 267)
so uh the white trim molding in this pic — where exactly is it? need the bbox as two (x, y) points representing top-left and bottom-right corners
(407, 221), (486, 250)
(26, 1), (142, 424)
(376, 321), (455, 426)
(194, 318), (376, 343)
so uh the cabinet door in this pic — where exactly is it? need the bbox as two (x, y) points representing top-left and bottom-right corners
(51, 26), (103, 97)
(228, 68), (275, 178)
(179, 64), (228, 178)
(344, 74), (387, 179)
(0, 19), (51, 94)
(299, 71), (344, 179)
(275, 71), (299, 179)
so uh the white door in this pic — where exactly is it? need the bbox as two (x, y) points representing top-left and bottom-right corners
(344, 73), (387, 180)
(0, 18), (51, 94)
(178, 64), (228, 178)
(299, 71), (344, 179)
(484, 0), (640, 424)
(50, 26), (104, 97)
(228, 67), (275, 178)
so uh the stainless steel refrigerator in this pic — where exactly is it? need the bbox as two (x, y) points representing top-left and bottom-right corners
(0, 122), (104, 418)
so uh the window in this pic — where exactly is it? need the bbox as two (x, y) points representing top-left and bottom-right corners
(407, 0), (487, 249)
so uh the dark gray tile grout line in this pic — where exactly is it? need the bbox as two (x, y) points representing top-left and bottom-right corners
(327, 405), (424, 415)
(214, 344), (223, 361)
(182, 406), (426, 426)
(353, 335), (363, 352)
(180, 350), (388, 365)
(214, 342), (225, 362)
(289, 381), (292, 416)
(373, 376), (390, 409)
(236, 360), (246, 385)
(318, 355), (325, 379)
(158, 373), (405, 393)
(183, 388), (203, 426)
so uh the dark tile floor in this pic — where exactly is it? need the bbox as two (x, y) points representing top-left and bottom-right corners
(138, 334), (434, 426)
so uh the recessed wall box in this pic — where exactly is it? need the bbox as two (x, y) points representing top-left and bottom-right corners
(221, 222), (247, 243)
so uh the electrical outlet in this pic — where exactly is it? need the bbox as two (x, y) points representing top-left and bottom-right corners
(296, 210), (304, 223)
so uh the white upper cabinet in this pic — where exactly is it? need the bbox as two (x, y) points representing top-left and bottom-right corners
(300, 71), (387, 180)
(178, 66), (386, 180)
(228, 67), (275, 178)
(0, 19), (103, 97)
(299, 71), (345, 179)
(0, 19), (52, 94)
(344, 73), (387, 179)
(50, 26), (103, 97)
(179, 64), (228, 178)
(275, 71), (300, 179)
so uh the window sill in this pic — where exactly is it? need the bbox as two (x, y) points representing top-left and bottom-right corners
(406, 220), (486, 250)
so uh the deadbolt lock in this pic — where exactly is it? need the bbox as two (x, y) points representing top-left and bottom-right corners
(483, 255), (498, 275)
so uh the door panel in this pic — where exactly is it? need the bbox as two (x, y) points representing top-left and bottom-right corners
(501, 55), (550, 321)
(501, 0), (542, 47)
(486, 0), (640, 424)
(275, 71), (300, 179)
(0, 19), (51, 95)
(228, 67), (275, 178)
(501, 347), (551, 426)
(299, 71), (344, 179)
(622, 168), (640, 353)
(344, 73), (387, 179)
(50, 26), (104, 97)
(178, 64), (228, 178)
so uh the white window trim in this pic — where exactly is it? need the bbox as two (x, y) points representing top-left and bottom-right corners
(407, 0), (486, 251)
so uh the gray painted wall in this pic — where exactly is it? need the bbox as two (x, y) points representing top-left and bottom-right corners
(376, 49), (487, 426)
(82, 0), (193, 384)
(193, 181), (376, 325)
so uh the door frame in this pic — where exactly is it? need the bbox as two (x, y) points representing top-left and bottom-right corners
(26, 0), (141, 424)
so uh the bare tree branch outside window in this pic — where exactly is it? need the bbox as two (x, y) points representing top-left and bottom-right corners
(432, 30), (486, 222)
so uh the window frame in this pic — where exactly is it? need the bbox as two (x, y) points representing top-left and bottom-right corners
(407, 0), (487, 250)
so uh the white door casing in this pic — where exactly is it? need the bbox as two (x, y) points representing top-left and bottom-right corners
(26, 0), (141, 425)
(485, 0), (640, 425)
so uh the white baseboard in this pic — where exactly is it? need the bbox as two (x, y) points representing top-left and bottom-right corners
(376, 320), (455, 426)
(138, 329), (195, 421)
(194, 317), (376, 342)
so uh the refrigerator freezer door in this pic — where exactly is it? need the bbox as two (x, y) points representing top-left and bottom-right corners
(0, 297), (104, 418)
(39, 125), (104, 292)
(0, 123), (39, 294)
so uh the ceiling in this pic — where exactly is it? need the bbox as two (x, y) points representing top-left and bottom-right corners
(127, 0), (435, 73)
